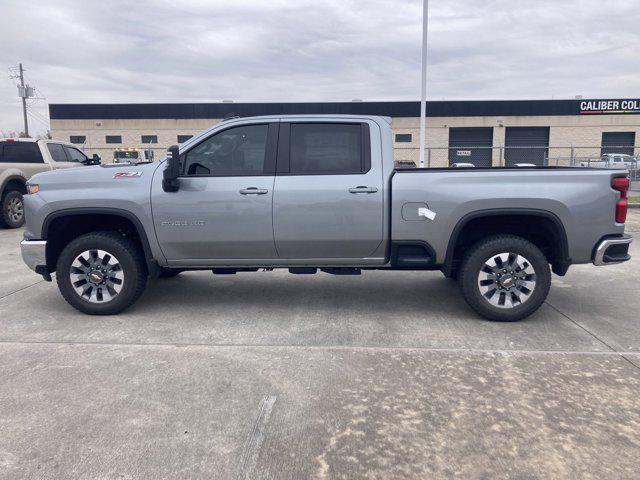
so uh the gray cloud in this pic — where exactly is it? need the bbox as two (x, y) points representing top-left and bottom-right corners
(1, 0), (639, 135)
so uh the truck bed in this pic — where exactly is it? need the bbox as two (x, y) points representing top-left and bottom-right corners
(391, 166), (626, 266)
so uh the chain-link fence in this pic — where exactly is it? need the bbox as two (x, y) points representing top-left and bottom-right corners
(393, 145), (640, 179)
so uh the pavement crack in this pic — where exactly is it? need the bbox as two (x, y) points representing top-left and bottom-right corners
(0, 280), (44, 301)
(545, 300), (640, 373)
(619, 354), (640, 372)
(236, 395), (277, 480)
(0, 339), (636, 356)
(545, 301), (617, 352)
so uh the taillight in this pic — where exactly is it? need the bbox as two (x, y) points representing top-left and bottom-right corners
(612, 176), (629, 223)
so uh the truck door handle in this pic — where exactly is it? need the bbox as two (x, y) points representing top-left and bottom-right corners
(348, 186), (378, 194)
(239, 187), (268, 195)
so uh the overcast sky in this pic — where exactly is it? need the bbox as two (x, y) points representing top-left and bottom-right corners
(1, 0), (639, 135)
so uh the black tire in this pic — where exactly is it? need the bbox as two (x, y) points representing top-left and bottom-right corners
(458, 235), (551, 322)
(0, 190), (25, 228)
(56, 231), (147, 315)
(157, 268), (182, 278)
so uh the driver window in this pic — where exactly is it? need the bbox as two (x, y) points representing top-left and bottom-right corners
(63, 146), (88, 163)
(183, 124), (268, 176)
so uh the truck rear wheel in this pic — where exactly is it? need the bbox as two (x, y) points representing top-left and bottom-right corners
(458, 235), (550, 322)
(56, 231), (147, 315)
(0, 190), (25, 228)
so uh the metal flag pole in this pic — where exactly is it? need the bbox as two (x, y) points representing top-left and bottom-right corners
(418, 0), (429, 168)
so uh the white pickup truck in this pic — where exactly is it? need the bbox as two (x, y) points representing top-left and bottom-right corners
(580, 153), (637, 169)
(0, 138), (99, 228)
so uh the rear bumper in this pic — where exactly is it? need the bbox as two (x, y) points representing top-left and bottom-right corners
(593, 235), (633, 266)
(20, 239), (47, 272)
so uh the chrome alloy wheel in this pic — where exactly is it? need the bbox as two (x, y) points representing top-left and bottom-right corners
(477, 252), (536, 309)
(70, 249), (124, 303)
(7, 196), (23, 223)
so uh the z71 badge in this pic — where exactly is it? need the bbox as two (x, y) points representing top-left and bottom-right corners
(113, 171), (143, 178)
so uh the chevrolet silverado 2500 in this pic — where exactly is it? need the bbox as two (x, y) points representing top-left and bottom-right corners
(20, 115), (632, 321)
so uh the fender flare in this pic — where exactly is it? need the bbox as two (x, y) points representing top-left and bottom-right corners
(443, 208), (570, 275)
(0, 174), (28, 196)
(41, 207), (158, 274)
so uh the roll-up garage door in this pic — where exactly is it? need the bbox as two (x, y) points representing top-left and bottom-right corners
(448, 127), (493, 167)
(601, 132), (635, 156)
(505, 127), (550, 166)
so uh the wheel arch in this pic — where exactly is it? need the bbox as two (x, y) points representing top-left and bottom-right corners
(1, 175), (28, 196)
(42, 207), (157, 275)
(443, 208), (570, 277)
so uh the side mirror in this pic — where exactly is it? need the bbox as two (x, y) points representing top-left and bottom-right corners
(82, 154), (100, 165)
(162, 145), (181, 192)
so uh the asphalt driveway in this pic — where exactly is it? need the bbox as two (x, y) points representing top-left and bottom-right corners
(0, 212), (639, 479)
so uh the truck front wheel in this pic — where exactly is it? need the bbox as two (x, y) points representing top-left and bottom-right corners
(0, 190), (25, 228)
(56, 231), (147, 315)
(458, 235), (551, 322)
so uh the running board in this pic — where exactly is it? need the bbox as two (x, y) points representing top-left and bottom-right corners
(287, 267), (362, 275)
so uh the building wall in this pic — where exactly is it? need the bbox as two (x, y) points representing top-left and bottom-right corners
(50, 113), (640, 167)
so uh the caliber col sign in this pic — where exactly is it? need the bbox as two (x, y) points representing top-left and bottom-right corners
(580, 99), (640, 114)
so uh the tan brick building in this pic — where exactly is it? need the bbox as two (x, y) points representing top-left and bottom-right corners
(48, 100), (640, 167)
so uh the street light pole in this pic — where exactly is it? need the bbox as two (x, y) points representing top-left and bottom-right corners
(418, 0), (429, 168)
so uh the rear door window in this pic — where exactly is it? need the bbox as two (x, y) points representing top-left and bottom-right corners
(1, 142), (44, 163)
(47, 143), (68, 162)
(288, 123), (365, 174)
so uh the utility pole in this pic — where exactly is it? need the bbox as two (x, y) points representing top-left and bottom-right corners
(19, 63), (29, 137)
(418, 0), (429, 168)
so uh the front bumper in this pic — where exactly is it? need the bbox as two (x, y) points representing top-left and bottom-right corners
(593, 235), (633, 266)
(20, 239), (47, 272)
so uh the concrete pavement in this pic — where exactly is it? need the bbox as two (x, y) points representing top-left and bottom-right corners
(0, 213), (639, 479)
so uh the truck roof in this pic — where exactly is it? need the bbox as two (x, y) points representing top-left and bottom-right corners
(0, 137), (79, 148)
(219, 114), (392, 123)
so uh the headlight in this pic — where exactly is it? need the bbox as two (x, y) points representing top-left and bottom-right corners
(27, 184), (40, 194)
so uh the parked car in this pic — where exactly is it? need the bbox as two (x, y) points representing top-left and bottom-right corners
(113, 148), (154, 164)
(21, 115), (632, 321)
(451, 162), (475, 168)
(580, 153), (637, 169)
(0, 138), (99, 228)
(394, 160), (416, 169)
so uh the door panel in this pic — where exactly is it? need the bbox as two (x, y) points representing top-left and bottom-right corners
(151, 175), (276, 260)
(273, 174), (383, 258)
(151, 121), (279, 262)
(272, 121), (384, 259)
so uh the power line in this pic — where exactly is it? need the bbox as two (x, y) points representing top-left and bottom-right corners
(27, 108), (50, 126)
(26, 111), (50, 129)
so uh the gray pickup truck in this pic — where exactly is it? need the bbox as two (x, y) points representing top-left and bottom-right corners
(20, 115), (632, 321)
